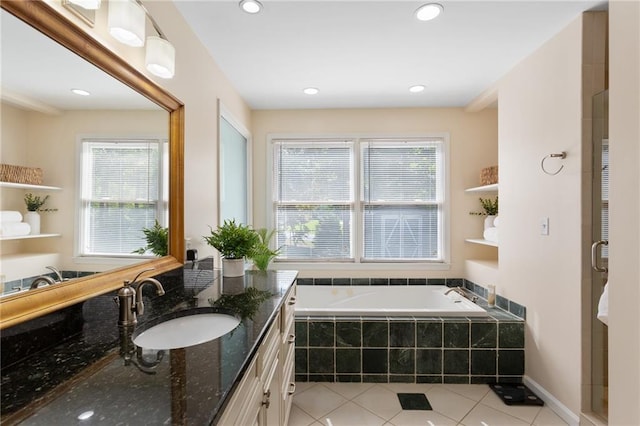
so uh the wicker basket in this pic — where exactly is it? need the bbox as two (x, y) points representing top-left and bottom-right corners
(0, 164), (43, 185)
(480, 165), (498, 186)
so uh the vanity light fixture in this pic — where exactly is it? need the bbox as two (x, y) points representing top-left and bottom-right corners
(71, 88), (91, 96)
(239, 0), (263, 14)
(303, 87), (319, 95)
(409, 85), (426, 93)
(68, 0), (101, 10)
(145, 36), (175, 79)
(415, 3), (443, 21)
(108, 0), (146, 47)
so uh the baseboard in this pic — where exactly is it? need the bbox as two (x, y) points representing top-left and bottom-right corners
(523, 376), (580, 426)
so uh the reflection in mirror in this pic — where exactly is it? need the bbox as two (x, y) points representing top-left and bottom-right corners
(0, 0), (184, 329)
(0, 9), (169, 298)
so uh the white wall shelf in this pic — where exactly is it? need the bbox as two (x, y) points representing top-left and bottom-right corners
(1, 233), (61, 241)
(465, 183), (498, 193)
(0, 181), (62, 191)
(465, 238), (498, 247)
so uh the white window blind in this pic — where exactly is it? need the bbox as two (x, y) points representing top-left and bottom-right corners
(361, 140), (443, 261)
(601, 141), (609, 258)
(273, 140), (354, 260)
(271, 136), (447, 263)
(79, 138), (167, 257)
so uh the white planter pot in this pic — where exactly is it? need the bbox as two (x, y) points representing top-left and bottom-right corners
(24, 211), (41, 235)
(222, 258), (245, 277)
(484, 215), (496, 230)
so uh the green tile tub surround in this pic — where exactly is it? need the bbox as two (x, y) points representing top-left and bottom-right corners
(390, 322), (415, 347)
(471, 349), (497, 375)
(498, 350), (525, 376)
(336, 349), (361, 373)
(295, 316), (525, 384)
(416, 349), (442, 375)
(308, 321), (334, 347)
(443, 349), (469, 375)
(499, 322), (525, 348)
(390, 348), (416, 374)
(471, 322), (498, 348)
(308, 348), (334, 374)
(296, 348), (308, 374)
(363, 349), (389, 373)
(362, 321), (389, 347)
(417, 321), (443, 347)
(336, 321), (362, 347)
(444, 321), (469, 348)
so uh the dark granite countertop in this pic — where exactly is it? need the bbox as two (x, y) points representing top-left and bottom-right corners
(0, 259), (297, 425)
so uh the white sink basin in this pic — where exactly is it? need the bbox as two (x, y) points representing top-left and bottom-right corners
(132, 308), (240, 350)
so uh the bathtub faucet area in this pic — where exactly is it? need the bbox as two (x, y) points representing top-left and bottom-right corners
(29, 266), (67, 289)
(445, 286), (478, 303)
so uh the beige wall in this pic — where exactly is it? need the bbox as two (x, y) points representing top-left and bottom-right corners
(608, 1), (640, 424)
(497, 12), (605, 416)
(251, 108), (498, 278)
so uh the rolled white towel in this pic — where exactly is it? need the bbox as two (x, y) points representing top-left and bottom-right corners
(0, 211), (23, 223)
(0, 222), (31, 237)
(597, 281), (609, 326)
(493, 215), (500, 227)
(483, 227), (499, 243)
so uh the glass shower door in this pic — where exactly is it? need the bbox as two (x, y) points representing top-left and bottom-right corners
(591, 89), (608, 420)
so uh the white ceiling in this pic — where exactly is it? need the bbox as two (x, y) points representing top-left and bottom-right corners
(0, 9), (159, 112)
(174, 0), (607, 110)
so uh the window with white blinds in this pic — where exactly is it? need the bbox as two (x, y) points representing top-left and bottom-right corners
(271, 136), (447, 263)
(361, 140), (444, 261)
(79, 138), (167, 257)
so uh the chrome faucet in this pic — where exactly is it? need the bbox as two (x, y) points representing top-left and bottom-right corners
(45, 266), (66, 282)
(444, 286), (478, 303)
(30, 266), (66, 289)
(115, 269), (165, 326)
(30, 275), (56, 289)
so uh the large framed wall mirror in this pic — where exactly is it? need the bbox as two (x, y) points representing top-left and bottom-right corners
(0, 0), (185, 329)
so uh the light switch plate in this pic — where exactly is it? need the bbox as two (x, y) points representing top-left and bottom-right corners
(540, 217), (549, 235)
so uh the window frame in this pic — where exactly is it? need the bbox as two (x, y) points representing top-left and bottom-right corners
(267, 133), (450, 270)
(75, 135), (169, 261)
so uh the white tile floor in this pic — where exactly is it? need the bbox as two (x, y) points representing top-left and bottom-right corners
(290, 382), (569, 426)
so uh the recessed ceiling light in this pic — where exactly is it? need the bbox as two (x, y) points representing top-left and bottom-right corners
(71, 89), (91, 96)
(409, 85), (426, 93)
(239, 0), (262, 14)
(415, 3), (443, 21)
(303, 87), (319, 95)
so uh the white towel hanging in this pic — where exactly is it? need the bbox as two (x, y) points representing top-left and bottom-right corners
(597, 281), (609, 326)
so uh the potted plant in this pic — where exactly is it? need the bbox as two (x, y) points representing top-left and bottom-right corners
(248, 228), (281, 272)
(469, 196), (498, 229)
(132, 220), (168, 257)
(204, 219), (259, 277)
(23, 193), (57, 235)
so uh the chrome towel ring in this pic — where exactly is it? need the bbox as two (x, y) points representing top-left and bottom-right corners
(541, 151), (567, 175)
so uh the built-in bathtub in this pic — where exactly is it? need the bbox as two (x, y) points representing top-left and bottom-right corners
(294, 281), (525, 384)
(296, 285), (487, 317)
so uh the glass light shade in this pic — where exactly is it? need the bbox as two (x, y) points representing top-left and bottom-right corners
(108, 0), (146, 47)
(68, 0), (101, 10)
(146, 36), (176, 79)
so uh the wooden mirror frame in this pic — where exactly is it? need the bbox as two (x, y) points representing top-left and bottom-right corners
(0, 0), (185, 330)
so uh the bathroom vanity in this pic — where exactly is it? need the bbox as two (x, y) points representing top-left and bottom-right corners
(0, 260), (297, 425)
